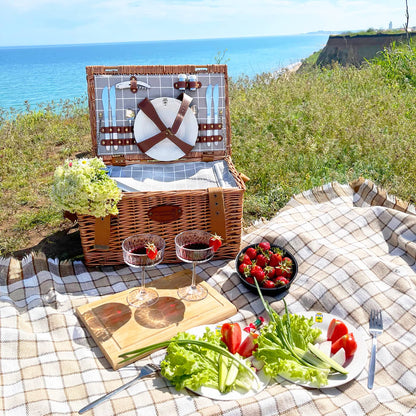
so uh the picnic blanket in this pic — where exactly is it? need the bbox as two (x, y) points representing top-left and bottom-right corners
(0, 178), (415, 416)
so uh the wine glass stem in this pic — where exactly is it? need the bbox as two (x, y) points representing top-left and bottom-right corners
(140, 267), (146, 294)
(191, 262), (197, 289)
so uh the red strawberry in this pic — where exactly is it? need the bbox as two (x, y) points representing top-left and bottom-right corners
(275, 276), (289, 286)
(145, 242), (158, 260)
(209, 234), (222, 252)
(245, 276), (255, 285)
(239, 253), (252, 265)
(238, 263), (251, 276)
(282, 257), (293, 266)
(250, 265), (266, 282)
(269, 252), (282, 267)
(263, 266), (275, 279)
(255, 254), (268, 268)
(245, 247), (257, 260)
(262, 280), (275, 289)
(281, 258), (293, 278)
(258, 241), (271, 251)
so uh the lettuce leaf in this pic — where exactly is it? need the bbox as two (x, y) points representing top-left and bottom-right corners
(254, 314), (330, 386)
(160, 327), (223, 391)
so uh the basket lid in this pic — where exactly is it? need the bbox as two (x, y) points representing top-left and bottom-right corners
(86, 65), (231, 165)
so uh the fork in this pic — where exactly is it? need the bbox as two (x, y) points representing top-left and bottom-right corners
(368, 309), (383, 389)
(78, 363), (160, 414)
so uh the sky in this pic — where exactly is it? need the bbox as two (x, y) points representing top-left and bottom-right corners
(0, 0), (413, 47)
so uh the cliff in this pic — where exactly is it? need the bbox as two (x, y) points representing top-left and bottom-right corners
(316, 33), (416, 67)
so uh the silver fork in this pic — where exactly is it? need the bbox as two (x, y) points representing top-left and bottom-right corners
(368, 309), (383, 389)
(78, 363), (160, 414)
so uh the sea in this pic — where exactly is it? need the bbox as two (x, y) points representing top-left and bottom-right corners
(0, 34), (328, 112)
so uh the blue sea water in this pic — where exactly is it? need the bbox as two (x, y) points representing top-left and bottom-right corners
(0, 34), (328, 111)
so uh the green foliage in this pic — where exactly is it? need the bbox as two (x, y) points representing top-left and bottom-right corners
(370, 40), (416, 87)
(337, 28), (405, 37)
(229, 56), (416, 224)
(0, 98), (91, 255)
(2, 50), (416, 256)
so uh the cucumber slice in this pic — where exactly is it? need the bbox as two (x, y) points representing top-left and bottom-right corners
(308, 343), (348, 374)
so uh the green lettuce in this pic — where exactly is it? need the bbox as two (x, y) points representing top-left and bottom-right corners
(160, 328), (222, 391)
(254, 317), (330, 386)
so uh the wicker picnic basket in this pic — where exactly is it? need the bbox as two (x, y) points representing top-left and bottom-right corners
(78, 64), (246, 266)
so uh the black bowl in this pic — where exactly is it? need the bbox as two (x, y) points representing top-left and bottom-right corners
(235, 243), (298, 298)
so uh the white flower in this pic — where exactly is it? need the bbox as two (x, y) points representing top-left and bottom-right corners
(51, 157), (122, 218)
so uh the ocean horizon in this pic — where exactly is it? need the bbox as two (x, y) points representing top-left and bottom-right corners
(0, 34), (328, 111)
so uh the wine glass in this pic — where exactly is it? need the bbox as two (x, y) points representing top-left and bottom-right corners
(175, 230), (215, 301)
(122, 234), (165, 307)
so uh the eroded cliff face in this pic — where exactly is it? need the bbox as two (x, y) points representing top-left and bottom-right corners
(316, 33), (416, 67)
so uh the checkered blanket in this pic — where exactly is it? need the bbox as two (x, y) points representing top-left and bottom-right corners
(1, 178), (415, 415)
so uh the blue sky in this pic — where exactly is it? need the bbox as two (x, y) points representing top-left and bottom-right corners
(0, 0), (411, 47)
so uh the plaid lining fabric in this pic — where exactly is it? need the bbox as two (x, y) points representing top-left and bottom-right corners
(108, 160), (238, 192)
(0, 178), (415, 415)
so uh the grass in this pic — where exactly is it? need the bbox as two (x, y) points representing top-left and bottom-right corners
(1, 42), (416, 258)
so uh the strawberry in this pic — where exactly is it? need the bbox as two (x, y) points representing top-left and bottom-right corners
(255, 253), (268, 268)
(250, 265), (266, 282)
(258, 241), (271, 251)
(275, 276), (289, 286)
(145, 242), (158, 260)
(239, 253), (252, 265)
(245, 276), (255, 285)
(238, 262), (251, 276)
(282, 257), (293, 266)
(245, 247), (257, 260)
(262, 280), (275, 289)
(264, 266), (275, 279)
(209, 234), (222, 252)
(269, 252), (282, 267)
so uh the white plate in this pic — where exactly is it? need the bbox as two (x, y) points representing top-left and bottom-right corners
(184, 324), (271, 401)
(134, 97), (198, 161)
(277, 311), (367, 388)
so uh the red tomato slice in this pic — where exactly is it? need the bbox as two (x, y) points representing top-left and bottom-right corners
(331, 333), (357, 359)
(327, 318), (348, 343)
(221, 323), (242, 354)
(237, 332), (259, 357)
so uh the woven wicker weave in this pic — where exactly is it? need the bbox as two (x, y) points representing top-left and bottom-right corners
(80, 65), (245, 266)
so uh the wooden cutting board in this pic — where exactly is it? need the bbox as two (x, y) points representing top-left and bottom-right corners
(76, 269), (237, 369)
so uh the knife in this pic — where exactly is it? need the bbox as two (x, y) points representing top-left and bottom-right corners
(213, 84), (219, 141)
(205, 84), (213, 140)
(109, 85), (118, 150)
(101, 86), (110, 151)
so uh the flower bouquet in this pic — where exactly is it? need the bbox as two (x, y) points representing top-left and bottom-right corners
(51, 157), (122, 218)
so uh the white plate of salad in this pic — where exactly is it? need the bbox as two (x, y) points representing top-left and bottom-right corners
(278, 311), (367, 388)
(184, 324), (271, 401)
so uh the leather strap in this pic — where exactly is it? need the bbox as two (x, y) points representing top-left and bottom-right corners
(137, 94), (194, 155)
(208, 187), (227, 242)
(94, 215), (111, 250)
